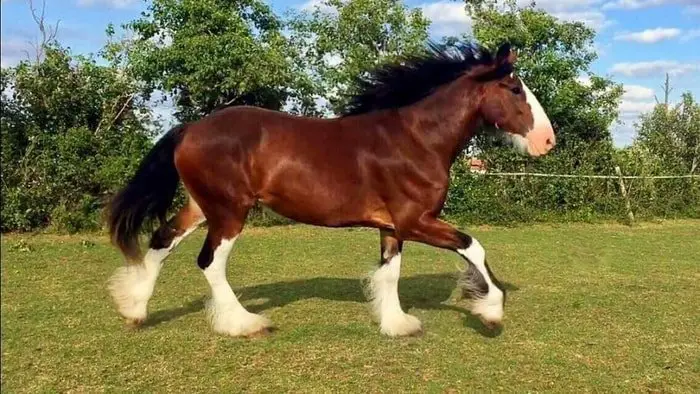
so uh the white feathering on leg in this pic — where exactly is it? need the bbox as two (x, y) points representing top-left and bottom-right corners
(108, 264), (155, 324)
(367, 253), (422, 337)
(108, 221), (202, 325)
(457, 238), (504, 324)
(202, 237), (272, 337)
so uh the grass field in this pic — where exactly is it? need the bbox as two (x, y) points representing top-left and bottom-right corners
(2, 221), (699, 393)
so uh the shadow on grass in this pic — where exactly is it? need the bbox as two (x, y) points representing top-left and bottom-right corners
(142, 297), (206, 328)
(147, 274), (519, 337)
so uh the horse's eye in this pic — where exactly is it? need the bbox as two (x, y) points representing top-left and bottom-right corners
(510, 86), (522, 95)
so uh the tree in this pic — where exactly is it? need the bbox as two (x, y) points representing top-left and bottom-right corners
(463, 0), (622, 173)
(288, 0), (430, 115)
(1, 43), (155, 232)
(124, 0), (314, 122)
(635, 92), (700, 175)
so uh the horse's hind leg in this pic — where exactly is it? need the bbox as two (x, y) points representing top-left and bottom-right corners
(197, 207), (272, 337)
(108, 198), (205, 327)
(366, 229), (423, 337)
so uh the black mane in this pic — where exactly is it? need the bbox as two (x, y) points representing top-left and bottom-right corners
(341, 41), (512, 116)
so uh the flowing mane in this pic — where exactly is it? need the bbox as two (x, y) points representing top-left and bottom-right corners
(341, 41), (514, 116)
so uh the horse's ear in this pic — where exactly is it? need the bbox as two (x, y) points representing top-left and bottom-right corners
(496, 43), (517, 65)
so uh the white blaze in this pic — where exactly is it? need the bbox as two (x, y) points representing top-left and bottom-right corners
(521, 80), (553, 133)
(520, 80), (555, 156)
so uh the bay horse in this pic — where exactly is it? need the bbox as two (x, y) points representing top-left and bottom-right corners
(107, 41), (555, 338)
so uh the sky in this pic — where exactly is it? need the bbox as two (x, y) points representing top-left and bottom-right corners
(2, 0), (699, 147)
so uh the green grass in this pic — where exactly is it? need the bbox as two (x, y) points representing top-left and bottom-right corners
(2, 221), (699, 393)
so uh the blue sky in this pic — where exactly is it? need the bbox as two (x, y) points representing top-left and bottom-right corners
(2, 0), (699, 146)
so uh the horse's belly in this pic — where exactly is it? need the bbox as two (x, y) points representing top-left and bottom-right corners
(258, 179), (389, 228)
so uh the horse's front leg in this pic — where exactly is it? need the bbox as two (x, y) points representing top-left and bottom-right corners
(366, 229), (423, 337)
(404, 215), (506, 329)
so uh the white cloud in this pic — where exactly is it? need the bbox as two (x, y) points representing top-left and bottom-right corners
(614, 27), (681, 43)
(417, 0), (610, 37)
(613, 96), (658, 147)
(612, 83), (667, 146)
(300, 0), (609, 38)
(610, 60), (700, 77)
(604, 0), (662, 9)
(522, 0), (605, 10)
(508, 0), (607, 12)
(551, 10), (611, 31)
(420, 1), (472, 37)
(603, 0), (696, 10)
(577, 75), (591, 86)
(687, 5), (700, 14)
(611, 122), (637, 147)
(299, 0), (337, 13)
(612, 98), (657, 146)
(76, 0), (139, 9)
(623, 84), (655, 100)
(1, 37), (33, 67)
(510, 0), (612, 31)
(619, 100), (656, 114)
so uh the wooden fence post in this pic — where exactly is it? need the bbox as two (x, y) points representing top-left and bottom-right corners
(615, 166), (635, 225)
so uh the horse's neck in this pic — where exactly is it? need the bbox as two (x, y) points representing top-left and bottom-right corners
(398, 77), (482, 170)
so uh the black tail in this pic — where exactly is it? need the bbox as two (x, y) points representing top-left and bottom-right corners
(108, 125), (187, 261)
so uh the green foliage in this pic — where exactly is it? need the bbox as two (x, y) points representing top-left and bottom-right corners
(634, 93), (700, 175)
(288, 0), (429, 114)
(610, 94), (700, 220)
(444, 158), (622, 226)
(124, 0), (315, 121)
(1, 45), (154, 232)
(1, 0), (697, 233)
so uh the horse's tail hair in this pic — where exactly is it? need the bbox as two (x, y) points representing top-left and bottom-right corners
(107, 125), (187, 261)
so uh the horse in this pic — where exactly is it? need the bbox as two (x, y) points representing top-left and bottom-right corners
(106, 41), (555, 338)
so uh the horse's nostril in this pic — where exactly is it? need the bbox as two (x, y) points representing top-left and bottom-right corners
(546, 138), (553, 147)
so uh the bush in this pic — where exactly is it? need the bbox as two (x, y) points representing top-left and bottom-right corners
(1, 46), (155, 233)
(443, 149), (700, 226)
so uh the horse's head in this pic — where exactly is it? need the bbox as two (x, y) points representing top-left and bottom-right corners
(476, 43), (556, 157)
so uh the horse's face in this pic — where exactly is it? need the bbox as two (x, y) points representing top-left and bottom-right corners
(478, 44), (556, 157)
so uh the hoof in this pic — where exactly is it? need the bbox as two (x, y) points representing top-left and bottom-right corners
(107, 266), (152, 326)
(380, 313), (423, 337)
(206, 300), (274, 338)
(480, 319), (503, 331)
(125, 317), (145, 328)
(244, 326), (276, 339)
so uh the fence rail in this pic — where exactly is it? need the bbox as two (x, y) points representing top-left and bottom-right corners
(474, 172), (700, 179)
(461, 168), (699, 224)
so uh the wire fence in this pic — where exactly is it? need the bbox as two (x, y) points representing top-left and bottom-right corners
(444, 165), (700, 225)
(475, 172), (700, 179)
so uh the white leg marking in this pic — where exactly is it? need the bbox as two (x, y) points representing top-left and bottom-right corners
(108, 221), (202, 324)
(203, 237), (272, 337)
(368, 253), (422, 337)
(457, 238), (504, 324)
(108, 264), (155, 324)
